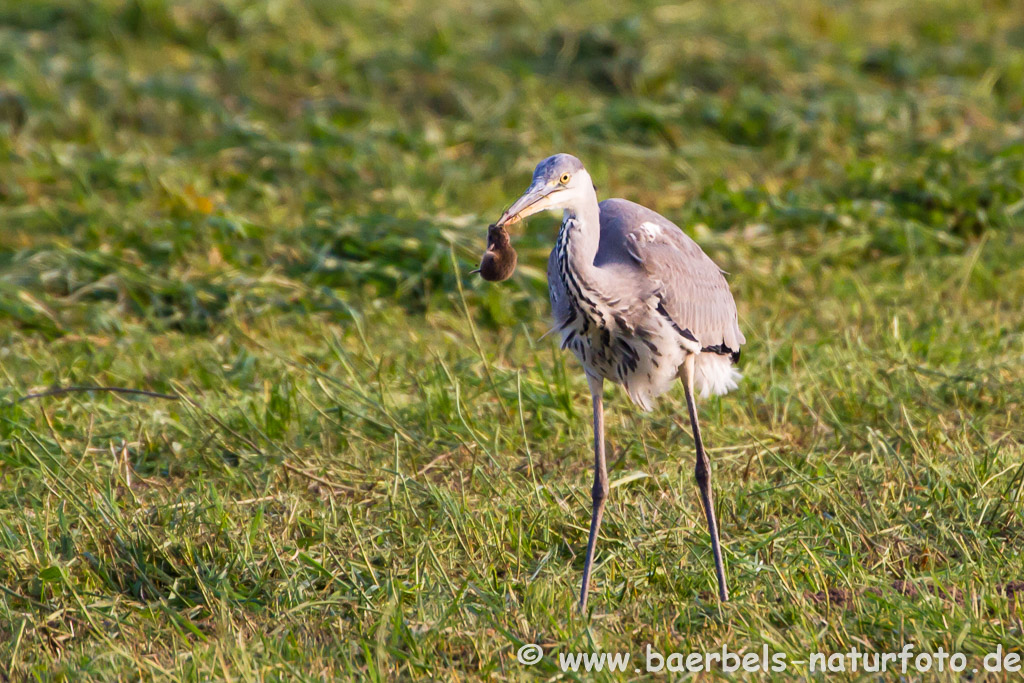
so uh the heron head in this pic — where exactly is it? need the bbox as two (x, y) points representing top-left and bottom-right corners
(496, 154), (594, 227)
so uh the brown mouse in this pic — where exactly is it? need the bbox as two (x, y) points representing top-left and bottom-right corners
(473, 223), (518, 282)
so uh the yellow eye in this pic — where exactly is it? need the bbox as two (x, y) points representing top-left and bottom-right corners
(560, 173), (571, 184)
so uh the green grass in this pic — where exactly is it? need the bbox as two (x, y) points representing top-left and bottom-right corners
(1, 0), (1023, 679)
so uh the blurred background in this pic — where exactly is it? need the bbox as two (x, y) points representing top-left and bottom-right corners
(0, 0), (1023, 678)
(1, 0), (1021, 330)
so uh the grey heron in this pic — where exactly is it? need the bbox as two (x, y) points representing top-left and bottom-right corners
(493, 154), (745, 611)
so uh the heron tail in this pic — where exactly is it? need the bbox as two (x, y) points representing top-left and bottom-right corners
(694, 352), (742, 398)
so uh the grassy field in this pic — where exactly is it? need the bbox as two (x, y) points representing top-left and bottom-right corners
(1, 0), (1023, 679)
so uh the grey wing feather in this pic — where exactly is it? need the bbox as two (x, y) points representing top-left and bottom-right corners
(595, 199), (746, 353)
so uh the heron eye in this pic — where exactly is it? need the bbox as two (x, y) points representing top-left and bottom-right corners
(560, 173), (571, 184)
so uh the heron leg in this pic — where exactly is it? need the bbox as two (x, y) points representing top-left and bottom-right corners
(683, 354), (729, 602)
(579, 373), (607, 613)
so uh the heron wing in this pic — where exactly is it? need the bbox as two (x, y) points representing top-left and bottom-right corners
(595, 198), (746, 353)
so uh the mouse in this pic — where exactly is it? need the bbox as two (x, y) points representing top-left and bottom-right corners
(473, 223), (518, 282)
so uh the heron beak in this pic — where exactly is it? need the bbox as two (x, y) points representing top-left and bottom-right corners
(496, 183), (562, 227)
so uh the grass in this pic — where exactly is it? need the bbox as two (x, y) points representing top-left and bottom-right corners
(1, 0), (1023, 679)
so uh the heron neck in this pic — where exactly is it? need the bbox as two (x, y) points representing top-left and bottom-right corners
(561, 195), (603, 291)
